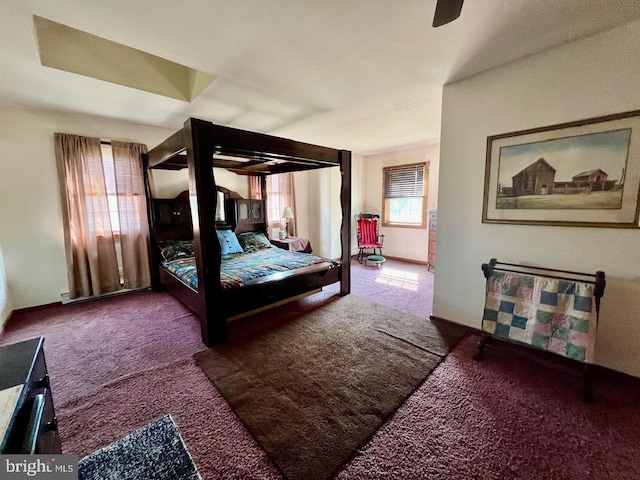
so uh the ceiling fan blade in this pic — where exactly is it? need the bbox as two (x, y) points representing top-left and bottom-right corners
(432, 0), (465, 27)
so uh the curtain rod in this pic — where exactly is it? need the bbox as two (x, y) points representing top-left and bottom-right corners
(481, 258), (606, 298)
(491, 260), (596, 279)
(484, 266), (597, 285)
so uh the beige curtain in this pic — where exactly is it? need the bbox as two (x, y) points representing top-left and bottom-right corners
(266, 173), (296, 237)
(112, 141), (151, 290)
(55, 133), (120, 298)
(249, 176), (262, 199)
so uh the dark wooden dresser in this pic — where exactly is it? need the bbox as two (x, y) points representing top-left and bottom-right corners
(0, 337), (62, 454)
(427, 210), (437, 272)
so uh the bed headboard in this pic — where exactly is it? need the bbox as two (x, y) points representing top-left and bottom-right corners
(228, 198), (268, 236)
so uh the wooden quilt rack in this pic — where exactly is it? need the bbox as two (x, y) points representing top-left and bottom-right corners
(475, 258), (606, 402)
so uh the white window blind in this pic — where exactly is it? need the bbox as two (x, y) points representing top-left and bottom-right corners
(384, 164), (425, 198)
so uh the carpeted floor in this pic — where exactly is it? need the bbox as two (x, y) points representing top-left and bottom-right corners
(195, 294), (463, 480)
(1, 258), (640, 479)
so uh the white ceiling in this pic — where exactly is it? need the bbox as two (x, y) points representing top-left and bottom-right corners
(1, 0), (640, 154)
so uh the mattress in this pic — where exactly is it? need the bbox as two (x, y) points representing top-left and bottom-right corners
(162, 247), (337, 291)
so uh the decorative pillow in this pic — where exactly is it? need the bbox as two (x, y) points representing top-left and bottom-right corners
(159, 240), (194, 262)
(217, 229), (244, 256)
(237, 232), (273, 253)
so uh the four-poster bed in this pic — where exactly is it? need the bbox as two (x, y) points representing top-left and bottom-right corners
(143, 118), (351, 347)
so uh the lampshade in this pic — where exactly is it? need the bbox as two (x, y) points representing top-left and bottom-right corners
(281, 206), (294, 219)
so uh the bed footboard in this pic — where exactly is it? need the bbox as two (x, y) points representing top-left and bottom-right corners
(224, 263), (340, 317)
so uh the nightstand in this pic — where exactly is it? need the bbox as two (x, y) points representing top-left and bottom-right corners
(270, 237), (313, 254)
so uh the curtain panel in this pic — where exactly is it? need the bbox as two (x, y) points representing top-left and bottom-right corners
(266, 173), (297, 237)
(55, 133), (120, 298)
(112, 141), (151, 290)
(55, 134), (151, 299)
(249, 176), (262, 200)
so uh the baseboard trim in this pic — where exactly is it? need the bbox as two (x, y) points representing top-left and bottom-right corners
(4, 301), (62, 328)
(8, 288), (151, 320)
(13, 301), (62, 314)
(352, 254), (429, 266)
(430, 315), (640, 383)
(61, 287), (150, 305)
(383, 255), (429, 266)
(430, 315), (482, 335)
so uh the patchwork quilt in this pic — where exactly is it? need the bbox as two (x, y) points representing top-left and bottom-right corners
(163, 247), (337, 292)
(482, 270), (597, 363)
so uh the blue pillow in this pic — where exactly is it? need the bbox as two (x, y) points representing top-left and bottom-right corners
(216, 229), (244, 255)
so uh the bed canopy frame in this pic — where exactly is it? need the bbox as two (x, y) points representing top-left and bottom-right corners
(143, 117), (351, 347)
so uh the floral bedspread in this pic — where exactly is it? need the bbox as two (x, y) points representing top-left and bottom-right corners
(162, 247), (337, 292)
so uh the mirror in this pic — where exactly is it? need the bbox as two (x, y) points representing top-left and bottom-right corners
(252, 202), (262, 219)
(239, 202), (249, 221)
(215, 191), (226, 222)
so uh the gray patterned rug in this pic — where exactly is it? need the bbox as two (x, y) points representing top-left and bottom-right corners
(78, 415), (201, 480)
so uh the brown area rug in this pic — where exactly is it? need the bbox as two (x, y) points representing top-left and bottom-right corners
(194, 294), (464, 480)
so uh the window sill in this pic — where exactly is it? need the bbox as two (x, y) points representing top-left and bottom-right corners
(381, 222), (426, 229)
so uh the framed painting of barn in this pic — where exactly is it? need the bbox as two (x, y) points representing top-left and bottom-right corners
(482, 110), (640, 228)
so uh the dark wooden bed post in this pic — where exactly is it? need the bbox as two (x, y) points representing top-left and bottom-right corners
(260, 174), (268, 236)
(339, 150), (351, 296)
(184, 118), (227, 346)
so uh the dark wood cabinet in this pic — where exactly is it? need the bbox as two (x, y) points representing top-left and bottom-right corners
(0, 338), (62, 454)
(152, 191), (193, 239)
(229, 199), (265, 226)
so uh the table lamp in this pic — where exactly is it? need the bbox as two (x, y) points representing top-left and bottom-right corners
(281, 206), (294, 238)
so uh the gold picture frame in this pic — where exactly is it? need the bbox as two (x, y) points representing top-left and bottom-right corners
(482, 110), (640, 228)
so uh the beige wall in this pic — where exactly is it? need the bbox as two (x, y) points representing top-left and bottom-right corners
(150, 168), (248, 199)
(293, 170), (310, 241)
(306, 168), (335, 259)
(351, 154), (365, 255)
(362, 144), (440, 263)
(294, 154), (364, 259)
(0, 105), (176, 310)
(149, 169), (189, 199)
(434, 19), (640, 377)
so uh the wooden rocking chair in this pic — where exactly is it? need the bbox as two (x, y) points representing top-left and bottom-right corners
(355, 213), (385, 264)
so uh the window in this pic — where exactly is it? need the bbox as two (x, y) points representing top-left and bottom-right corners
(382, 162), (428, 228)
(267, 175), (284, 226)
(266, 173), (296, 236)
(100, 143), (120, 235)
(99, 143), (124, 282)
